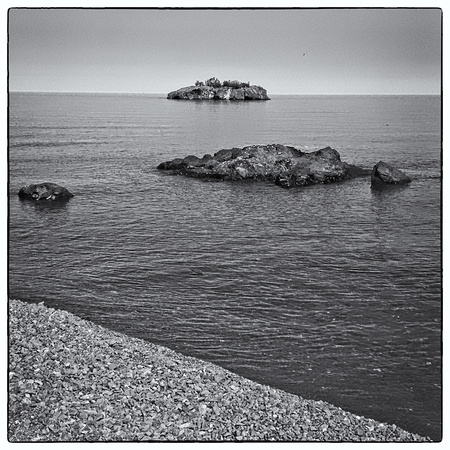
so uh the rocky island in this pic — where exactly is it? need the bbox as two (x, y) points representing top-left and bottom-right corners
(157, 144), (369, 188)
(167, 77), (270, 101)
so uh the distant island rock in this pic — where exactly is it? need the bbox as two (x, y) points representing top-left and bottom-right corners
(18, 182), (74, 201)
(167, 77), (270, 101)
(157, 144), (369, 188)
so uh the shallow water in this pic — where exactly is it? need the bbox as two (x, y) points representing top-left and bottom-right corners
(8, 92), (441, 440)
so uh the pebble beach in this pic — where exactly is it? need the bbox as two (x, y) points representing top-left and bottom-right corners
(8, 298), (431, 442)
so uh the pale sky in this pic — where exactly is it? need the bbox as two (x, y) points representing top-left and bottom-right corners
(7, 7), (442, 95)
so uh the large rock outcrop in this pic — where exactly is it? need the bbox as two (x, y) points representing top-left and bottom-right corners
(157, 144), (368, 188)
(18, 182), (74, 201)
(371, 161), (411, 187)
(167, 85), (270, 101)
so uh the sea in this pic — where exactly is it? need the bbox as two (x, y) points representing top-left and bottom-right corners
(8, 92), (442, 441)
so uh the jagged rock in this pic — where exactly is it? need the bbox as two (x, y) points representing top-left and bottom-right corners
(371, 161), (411, 187)
(157, 144), (368, 188)
(18, 182), (74, 201)
(167, 85), (270, 101)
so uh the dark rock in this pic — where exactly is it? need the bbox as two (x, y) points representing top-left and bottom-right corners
(371, 161), (411, 187)
(167, 85), (270, 101)
(18, 183), (74, 201)
(157, 144), (368, 188)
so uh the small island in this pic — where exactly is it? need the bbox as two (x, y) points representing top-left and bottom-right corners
(167, 77), (270, 101)
(157, 144), (370, 188)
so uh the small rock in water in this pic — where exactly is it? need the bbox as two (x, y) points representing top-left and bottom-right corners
(18, 182), (74, 201)
(371, 161), (411, 187)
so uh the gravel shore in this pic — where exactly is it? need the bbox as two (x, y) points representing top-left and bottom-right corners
(8, 298), (430, 442)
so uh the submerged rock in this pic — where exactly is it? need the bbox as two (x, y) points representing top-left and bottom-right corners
(157, 144), (368, 188)
(371, 161), (411, 187)
(18, 182), (74, 201)
(167, 85), (270, 101)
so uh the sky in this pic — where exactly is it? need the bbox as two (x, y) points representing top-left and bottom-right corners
(7, 7), (442, 95)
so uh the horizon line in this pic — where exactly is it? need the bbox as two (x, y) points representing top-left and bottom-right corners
(8, 90), (441, 96)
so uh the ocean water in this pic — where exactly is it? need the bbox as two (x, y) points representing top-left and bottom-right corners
(8, 92), (441, 440)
